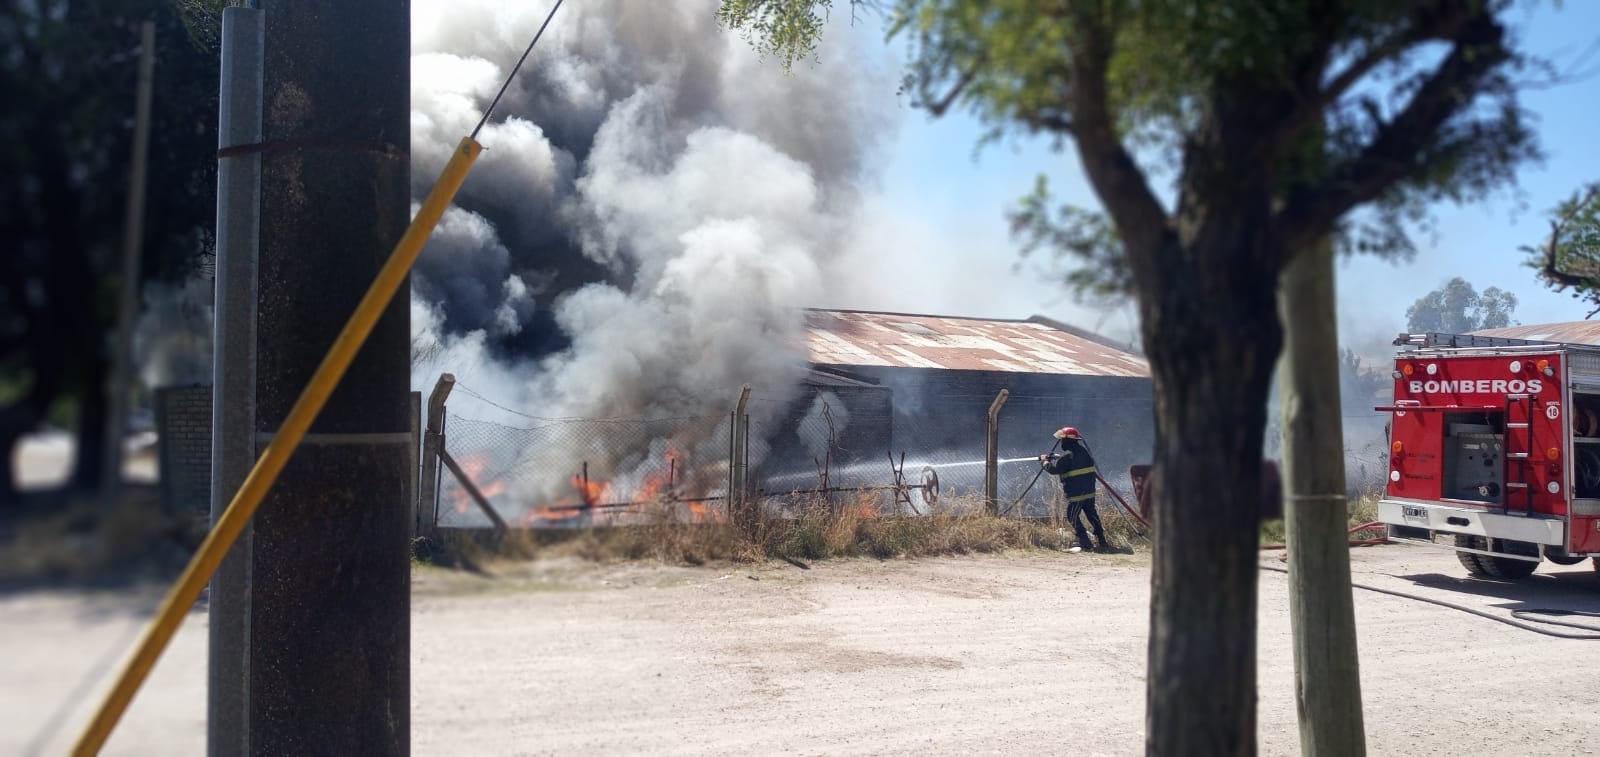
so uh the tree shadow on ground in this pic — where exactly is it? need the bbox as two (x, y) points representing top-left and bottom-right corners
(1390, 569), (1600, 614)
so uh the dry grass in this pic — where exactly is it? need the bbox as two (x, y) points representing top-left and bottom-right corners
(435, 491), (1151, 570)
(0, 487), (208, 588)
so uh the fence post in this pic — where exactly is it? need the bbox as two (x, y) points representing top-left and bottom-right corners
(731, 385), (751, 529)
(985, 388), (1010, 515)
(420, 373), (455, 536)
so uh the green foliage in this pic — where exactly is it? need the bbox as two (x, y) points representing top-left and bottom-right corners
(716, 0), (838, 71)
(1009, 175), (1129, 297)
(719, 0), (1548, 303)
(1405, 277), (1519, 333)
(1524, 184), (1600, 316)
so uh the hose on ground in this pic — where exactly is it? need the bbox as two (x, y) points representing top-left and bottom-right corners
(997, 465), (1048, 517)
(1259, 563), (1600, 640)
(997, 440), (1058, 517)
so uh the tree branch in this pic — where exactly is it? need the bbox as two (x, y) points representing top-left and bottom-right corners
(1276, 9), (1508, 253)
(1064, 4), (1168, 257)
(924, 63), (979, 117)
(1280, 1), (1480, 143)
(1542, 183), (1600, 291)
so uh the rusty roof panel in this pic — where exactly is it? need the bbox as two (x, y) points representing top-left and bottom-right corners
(804, 309), (1149, 377)
(1471, 321), (1600, 346)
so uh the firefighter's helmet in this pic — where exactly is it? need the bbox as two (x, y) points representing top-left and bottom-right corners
(1054, 426), (1080, 440)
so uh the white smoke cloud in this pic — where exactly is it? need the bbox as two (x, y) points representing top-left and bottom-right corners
(134, 273), (213, 388)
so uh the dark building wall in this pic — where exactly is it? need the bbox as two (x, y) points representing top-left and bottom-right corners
(821, 365), (1155, 505)
(756, 378), (893, 485)
(155, 384), (213, 513)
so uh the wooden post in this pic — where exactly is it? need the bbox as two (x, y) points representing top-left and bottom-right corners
(1278, 237), (1367, 756)
(101, 21), (157, 504)
(985, 388), (1009, 515)
(419, 373), (455, 536)
(439, 448), (509, 533)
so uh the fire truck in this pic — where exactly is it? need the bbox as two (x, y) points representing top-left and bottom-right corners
(1377, 329), (1600, 579)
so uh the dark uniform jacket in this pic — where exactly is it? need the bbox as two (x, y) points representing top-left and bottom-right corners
(1044, 438), (1096, 504)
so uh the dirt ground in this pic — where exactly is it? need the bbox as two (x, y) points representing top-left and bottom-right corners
(7, 544), (1600, 756)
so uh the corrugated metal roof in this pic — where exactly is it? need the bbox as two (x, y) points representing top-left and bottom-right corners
(1470, 321), (1600, 346)
(804, 309), (1149, 377)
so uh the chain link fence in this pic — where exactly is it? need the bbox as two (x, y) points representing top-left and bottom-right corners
(991, 392), (1154, 518)
(428, 379), (1160, 529)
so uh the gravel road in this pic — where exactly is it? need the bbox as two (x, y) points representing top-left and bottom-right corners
(7, 545), (1600, 755)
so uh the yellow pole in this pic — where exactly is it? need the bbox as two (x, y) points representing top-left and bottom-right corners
(71, 137), (482, 757)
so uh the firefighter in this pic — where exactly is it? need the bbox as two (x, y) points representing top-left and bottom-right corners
(1040, 426), (1109, 553)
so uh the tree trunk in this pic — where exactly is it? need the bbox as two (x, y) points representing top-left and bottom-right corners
(72, 349), (110, 493)
(0, 404), (38, 502)
(0, 306), (68, 504)
(1142, 238), (1282, 757)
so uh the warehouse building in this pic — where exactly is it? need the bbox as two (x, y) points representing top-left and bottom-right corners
(774, 308), (1154, 514)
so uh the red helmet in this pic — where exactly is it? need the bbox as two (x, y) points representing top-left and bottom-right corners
(1053, 426), (1080, 440)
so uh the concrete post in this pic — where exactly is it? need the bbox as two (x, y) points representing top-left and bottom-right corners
(985, 388), (1009, 515)
(207, 8), (263, 754)
(419, 373), (455, 535)
(409, 389), (421, 539)
(238, 1), (413, 753)
(731, 385), (751, 529)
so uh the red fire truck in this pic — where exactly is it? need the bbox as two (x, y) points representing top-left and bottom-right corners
(1378, 330), (1600, 579)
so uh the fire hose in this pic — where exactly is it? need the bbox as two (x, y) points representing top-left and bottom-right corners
(997, 438), (1059, 516)
(997, 438), (1151, 541)
(1259, 521), (1389, 551)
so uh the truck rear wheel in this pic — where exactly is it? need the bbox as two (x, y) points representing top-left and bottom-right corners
(1454, 534), (1539, 579)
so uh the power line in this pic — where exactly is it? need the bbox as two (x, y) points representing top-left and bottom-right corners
(472, 0), (565, 139)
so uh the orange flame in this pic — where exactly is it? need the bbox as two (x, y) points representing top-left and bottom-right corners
(515, 440), (737, 527)
(448, 455), (503, 514)
(572, 474), (607, 506)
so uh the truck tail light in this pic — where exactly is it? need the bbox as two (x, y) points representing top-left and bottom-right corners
(1391, 441), (1403, 454)
(1538, 359), (1554, 376)
(1548, 447), (1560, 460)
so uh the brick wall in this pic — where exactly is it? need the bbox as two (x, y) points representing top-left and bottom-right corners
(155, 385), (213, 513)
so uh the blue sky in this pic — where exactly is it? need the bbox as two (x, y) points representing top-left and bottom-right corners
(835, 2), (1600, 356)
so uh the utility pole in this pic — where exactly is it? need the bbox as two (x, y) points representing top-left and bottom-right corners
(1277, 238), (1367, 756)
(102, 20), (156, 506)
(208, 5), (261, 753)
(210, 2), (412, 754)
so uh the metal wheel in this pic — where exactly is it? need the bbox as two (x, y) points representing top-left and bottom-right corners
(919, 466), (939, 506)
(1544, 546), (1588, 566)
(1455, 534), (1538, 580)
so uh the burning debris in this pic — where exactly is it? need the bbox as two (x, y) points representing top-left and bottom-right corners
(440, 415), (736, 528)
